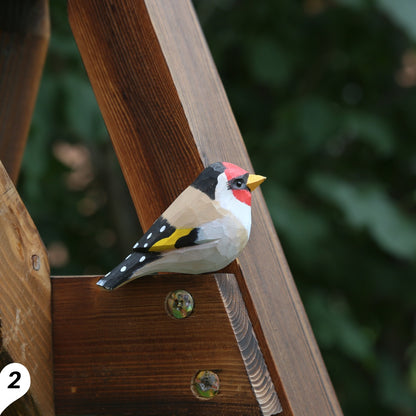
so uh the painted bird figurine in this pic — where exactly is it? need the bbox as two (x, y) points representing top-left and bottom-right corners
(97, 162), (266, 290)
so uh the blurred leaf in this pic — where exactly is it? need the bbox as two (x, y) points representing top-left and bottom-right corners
(310, 175), (416, 260)
(306, 292), (375, 363)
(61, 74), (107, 142)
(376, 0), (416, 42)
(341, 110), (395, 156)
(246, 37), (293, 88)
(264, 182), (329, 264)
(296, 97), (339, 151)
(272, 96), (339, 153)
(49, 33), (80, 60)
(377, 356), (416, 413)
(29, 77), (58, 144)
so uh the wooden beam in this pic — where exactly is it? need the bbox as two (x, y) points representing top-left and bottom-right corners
(0, 0), (50, 183)
(68, 1), (343, 414)
(0, 161), (54, 415)
(52, 274), (262, 415)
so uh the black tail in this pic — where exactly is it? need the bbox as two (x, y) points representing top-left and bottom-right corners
(96, 251), (160, 290)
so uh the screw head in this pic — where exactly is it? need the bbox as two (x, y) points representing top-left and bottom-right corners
(166, 289), (194, 319)
(191, 370), (220, 399)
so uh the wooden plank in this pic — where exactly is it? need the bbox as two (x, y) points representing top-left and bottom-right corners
(68, 1), (343, 414)
(0, 0), (50, 183)
(52, 274), (261, 416)
(0, 161), (54, 415)
(69, 0), (203, 227)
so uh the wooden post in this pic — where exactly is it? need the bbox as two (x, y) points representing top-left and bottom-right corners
(0, 162), (54, 415)
(64, 1), (343, 414)
(0, 0), (50, 183)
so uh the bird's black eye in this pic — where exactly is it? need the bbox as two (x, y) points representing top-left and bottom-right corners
(228, 173), (249, 191)
(235, 179), (244, 188)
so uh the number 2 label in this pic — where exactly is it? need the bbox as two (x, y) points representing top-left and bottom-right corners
(8, 371), (21, 389)
(0, 363), (31, 415)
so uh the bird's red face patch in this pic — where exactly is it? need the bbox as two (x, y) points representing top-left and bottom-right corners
(223, 162), (252, 206)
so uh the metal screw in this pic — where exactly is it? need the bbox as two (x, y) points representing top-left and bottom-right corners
(191, 370), (220, 399)
(165, 289), (194, 319)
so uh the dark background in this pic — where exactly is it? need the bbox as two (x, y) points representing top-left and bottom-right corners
(18, 1), (416, 414)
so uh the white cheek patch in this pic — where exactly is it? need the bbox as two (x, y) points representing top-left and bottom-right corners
(215, 173), (252, 236)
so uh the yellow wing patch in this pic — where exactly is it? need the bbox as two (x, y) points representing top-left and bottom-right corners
(149, 228), (194, 252)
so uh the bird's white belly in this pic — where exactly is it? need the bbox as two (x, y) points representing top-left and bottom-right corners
(152, 241), (236, 274)
(134, 216), (249, 277)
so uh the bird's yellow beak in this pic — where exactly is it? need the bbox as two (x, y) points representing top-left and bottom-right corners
(247, 174), (266, 191)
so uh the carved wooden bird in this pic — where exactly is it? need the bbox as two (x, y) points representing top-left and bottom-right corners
(97, 162), (265, 290)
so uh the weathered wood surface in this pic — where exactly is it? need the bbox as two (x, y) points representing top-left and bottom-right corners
(52, 274), (261, 416)
(0, 0), (50, 183)
(68, 0), (343, 414)
(0, 162), (54, 415)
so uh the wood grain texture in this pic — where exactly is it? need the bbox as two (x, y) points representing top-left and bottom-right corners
(215, 274), (282, 415)
(69, 0), (203, 228)
(0, 161), (54, 415)
(0, 0), (50, 183)
(68, 1), (343, 414)
(52, 274), (261, 416)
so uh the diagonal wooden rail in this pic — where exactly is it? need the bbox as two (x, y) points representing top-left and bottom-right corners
(0, 162), (54, 416)
(68, 1), (343, 415)
(0, 0), (49, 183)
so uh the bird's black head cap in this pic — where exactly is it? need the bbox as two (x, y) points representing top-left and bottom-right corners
(191, 162), (225, 199)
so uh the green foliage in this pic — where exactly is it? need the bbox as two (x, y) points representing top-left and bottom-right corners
(18, 1), (416, 414)
(310, 175), (416, 259)
(376, 0), (416, 42)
